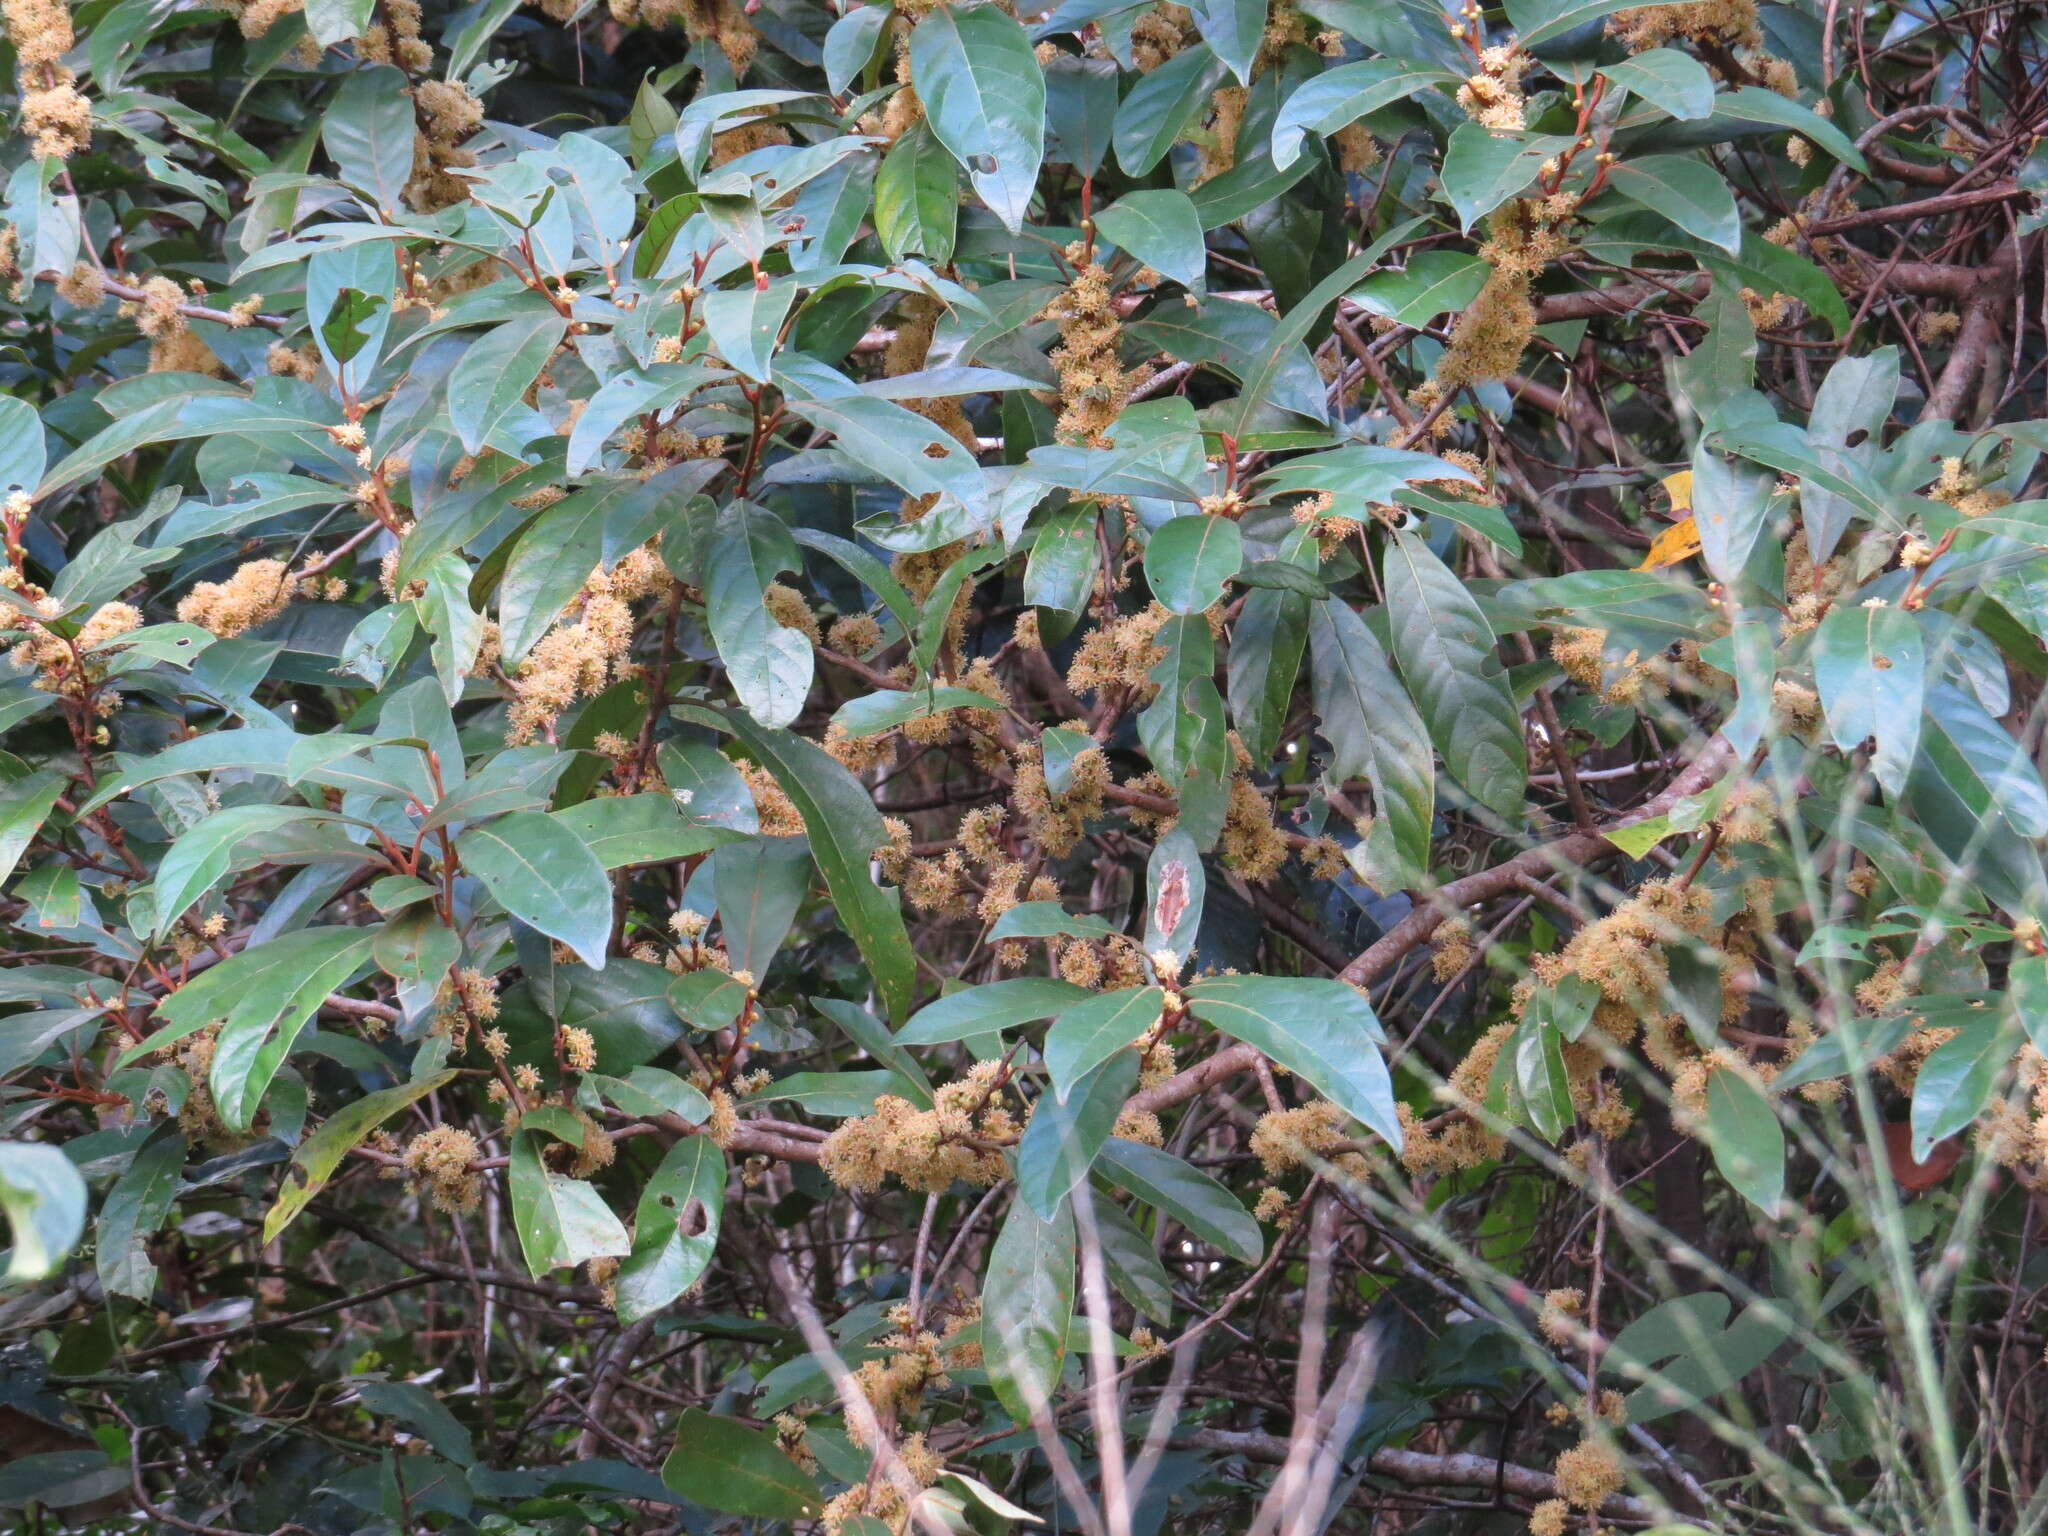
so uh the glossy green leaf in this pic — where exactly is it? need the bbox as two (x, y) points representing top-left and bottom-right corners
(458, 811), (614, 969)
(662, 1409), (821, 1518)
(1184, 974), (1399, 1146)
(263, 1071), (461, 1241)
(1144, 513), (1241, 614)
(1383, 530), (1526, 821)
(909, 2), (1045, 234)
(982, 1195), (1076, 1424)
(1044, 985), (1164, 1100)
(1097, 1137), (1261, 1263)
(1095, 188), (1206, 288)
(717, 711), (918, 1023)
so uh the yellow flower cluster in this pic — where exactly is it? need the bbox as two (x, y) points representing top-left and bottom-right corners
(5, 598), (138, 697)
(1537, 1286), (1584, 1346)
(884, 293), (980, 452)
(1399, 1022), (1513, 1173)
(1010, 738), (1108, 858)
(1552, 1436), (1624, 1510)
(1129, 1), (1194, 69)
(1046, 260), (1150, 446)
(1609, 0), (1761, 51)
(6, 0), (91, 160)
(819, 1062), (1019, 1193)
(177, 558), (298, 638)
(408, 78), (485, 212)
(1249, 1100), (1363, 1177)
(402, 1125), (482, 1213)
(506, 549), (664, 743)
(1067, 603), (1170, 698)
(1457, 45), (1529, 131)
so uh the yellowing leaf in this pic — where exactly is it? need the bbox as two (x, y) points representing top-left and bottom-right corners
(1662, 469), (1695, 511)
(1638, 513), (1701, 571)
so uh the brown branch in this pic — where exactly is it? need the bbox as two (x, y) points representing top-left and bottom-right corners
(1177, 1428), (1657, 1521)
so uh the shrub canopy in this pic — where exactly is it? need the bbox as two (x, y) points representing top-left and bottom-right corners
(2, 0), (2047, 1529)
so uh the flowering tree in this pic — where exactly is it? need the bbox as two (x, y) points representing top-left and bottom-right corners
(2, 0), (2047, 1529)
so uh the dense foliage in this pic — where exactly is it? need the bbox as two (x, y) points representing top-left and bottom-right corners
(2, 0), (2048, 1527)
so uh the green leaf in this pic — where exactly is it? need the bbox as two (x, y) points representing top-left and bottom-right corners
(1023, 502), (1101, 615)
(131, 929), (371, 1132)
(316, 286), (384, 366)
(353, 1382), (475, 1467)
(615, 1136), (726, 1322)
(1910, 1017), (2016, 1161)
(1017, 1054), (1137, 1218)
(1349, 250), (1489, 328)
(1045, 986), (1164, 1099)
(1440, 126), (1573, 231)
(149, 804), (334, 941)
(1184, 974), (1399, 1146)
(824, 1), (890, 92)
(717, 710), (919, 1023)
(661, 1409), (821, 1519)
(372, 907), (461, 988)
(1689, 417), (1776, 583)
(712, 836), (811, 978)
(1144, 513), (1242, 614)
(703, 275), (797, 383)
(498, 957), (683, 1074)
(1183, 0), (1262, 80)
(1093, 1196), (1175, 1320)
(508, 1119), (632, 1276)
(1044, 53), (1119, 177)
(898, 977), (1094, 1045)
(1507, 0), (1643, 48)
(1228, 528), (1314, 762)
(1604, 154), (1742, 256)
(704, 501), (813, 728)
(778, 363), (988, 515)
(0, 770), (65, 888)
(94, 1122), (186, 1302)
(909, 1), (1045, 234)
(321, 65), (415, 214)
(1095, 188), (1206, 288)
(458, 811), (614, 969)
(0, 396), (46, 496)
(448, 311), (569, 459)
(1270, 60), (1459, 169)
(2015, 955), (2048, 1058)
(1702, 86), (1869, 173)
(1800, 349), (1899, 560)
(1812, 603), (1926, 795)
(982, 1195), (1076, 1424)
(1706, 415), (1893, 531)
(589, 1065), (714, 1124)
(1383, 529), (1526, 821)
(1701, 1066), (1785, 1215)
(0, 1141), (87, 1282)
(1513, 1018), (1573, 1143)
(1097, 1137), (1261, 1263)
(832, 685), (1003, 738)
(1307, 598), (1433, 887)
(1601, 49), (1715, 120)
(988, 902), (1123, 941)
(554, 794), (741, 868)
(1916, 682), (2048, 838)
(263, 1071), (460, 1241)
(1114, 43), (1225, 176)
(874, 120), (959, 264)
